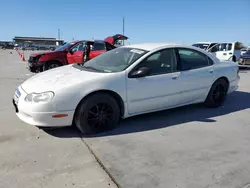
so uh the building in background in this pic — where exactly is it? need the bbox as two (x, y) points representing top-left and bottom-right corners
(13, 36), (64, 46)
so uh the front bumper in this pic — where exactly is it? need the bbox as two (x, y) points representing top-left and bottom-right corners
(28, 56), (44, 73)
(13, 86), (75, 127)
(238, 58), (250, 65)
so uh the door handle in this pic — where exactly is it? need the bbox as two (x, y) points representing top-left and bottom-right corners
(209, 69), (214, 73)
(77, 55), (82, 57)
(223, 53), (227, 55)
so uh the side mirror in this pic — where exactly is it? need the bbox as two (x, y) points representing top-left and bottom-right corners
(129, 67), (151, 78)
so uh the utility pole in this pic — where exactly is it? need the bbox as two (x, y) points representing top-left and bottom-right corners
(58, 29), (61, 40)
(122, 17), (125, 45)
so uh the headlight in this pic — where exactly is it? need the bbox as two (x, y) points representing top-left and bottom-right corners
(25, 91), (55, 103)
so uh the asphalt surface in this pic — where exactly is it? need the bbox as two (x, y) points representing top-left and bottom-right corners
(1, 49), (250, 188)
(0, 50), (117, 188)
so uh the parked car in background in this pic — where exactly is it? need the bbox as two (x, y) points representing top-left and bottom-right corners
(192, 42), (218, 50)
(2, 42), (14, 50)
(240, 48), (247, 55)
(27, 34), (128, 73)
(239, 49), (250, 66)
(13, 43), (239, 134)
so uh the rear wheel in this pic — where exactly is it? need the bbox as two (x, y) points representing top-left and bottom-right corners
(204, 79), (229, 108)
(74, 93), (120, 135)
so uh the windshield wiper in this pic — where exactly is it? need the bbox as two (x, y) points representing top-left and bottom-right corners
(82, 65), (100, 72)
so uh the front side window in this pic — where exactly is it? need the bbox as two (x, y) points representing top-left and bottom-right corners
(71, 42), (86, 52)
(81, 47), (148, 72)
(177, 48), (212, 71)
(134, 48), (178, 75)
(54, 42), (75, 52)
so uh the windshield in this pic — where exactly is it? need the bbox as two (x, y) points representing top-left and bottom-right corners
(192, 43), (210, 50)
(81, 47), (148, 73)
(54, 42), (74, 51)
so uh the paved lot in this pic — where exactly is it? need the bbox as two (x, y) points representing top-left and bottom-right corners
(0, 50), (117, 188)
(1, 49), (250, 188)
(83, 70), (250, 187)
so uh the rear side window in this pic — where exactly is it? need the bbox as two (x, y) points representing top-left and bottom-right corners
(177, 48), (213, 71)
(92, 43), (106, 51)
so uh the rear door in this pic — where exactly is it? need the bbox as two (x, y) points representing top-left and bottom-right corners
(176, 48), (215, 104)
(66, 41), (85, 64)
(89, 41), (106, 59)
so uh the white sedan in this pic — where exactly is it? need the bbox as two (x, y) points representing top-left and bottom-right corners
(13, 43), (240, 134)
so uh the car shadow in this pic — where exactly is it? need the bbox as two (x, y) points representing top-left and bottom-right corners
(43, 90), (250, 138)
(42, 126), (81, 138)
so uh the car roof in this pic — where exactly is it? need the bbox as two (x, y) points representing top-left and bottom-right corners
(124, 43), (180, 51)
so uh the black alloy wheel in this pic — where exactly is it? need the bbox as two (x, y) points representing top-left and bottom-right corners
(75, 93), (120, 134)
(204, 79), (229, 108)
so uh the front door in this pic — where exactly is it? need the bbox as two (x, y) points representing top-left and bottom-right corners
(126, 48), (182, 115)
(66, 41), (85, 64)
(175, 48), (215, 104)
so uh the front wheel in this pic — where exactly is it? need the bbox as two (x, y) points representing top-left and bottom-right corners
(74, 93), (120, 135)
(204, 79), (229, 108)
(43, 61), (61, 71)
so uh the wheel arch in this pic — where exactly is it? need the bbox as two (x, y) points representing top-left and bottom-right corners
(73, 90), (125, 124)
(213, 76), (230, 91)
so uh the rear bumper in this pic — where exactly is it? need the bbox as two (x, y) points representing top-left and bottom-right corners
(228, 76), (240, 94)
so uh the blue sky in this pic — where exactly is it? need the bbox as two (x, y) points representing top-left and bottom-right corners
(0, 0), (249, 45)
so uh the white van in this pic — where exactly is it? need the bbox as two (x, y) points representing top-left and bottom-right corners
(206, 42), (242, 62)
(192, 42), (242, 62)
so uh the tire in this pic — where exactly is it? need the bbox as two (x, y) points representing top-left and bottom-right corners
(204, 78), (229, 108)
(43, 61), (61, 71)
(74, 93), (120, 135)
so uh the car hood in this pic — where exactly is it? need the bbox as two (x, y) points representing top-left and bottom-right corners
(21, 65), (109, 93)
(31, 50), (58, 57)
(241, 53), (250, 58)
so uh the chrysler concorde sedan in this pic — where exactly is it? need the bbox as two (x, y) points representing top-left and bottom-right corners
(13, 43), (240, 134)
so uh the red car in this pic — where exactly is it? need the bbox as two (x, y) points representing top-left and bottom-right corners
(28, 34), (128, 73)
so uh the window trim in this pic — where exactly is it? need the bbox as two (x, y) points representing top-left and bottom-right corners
(128, 48), (180, 78)
(175, 47), (213, 71)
